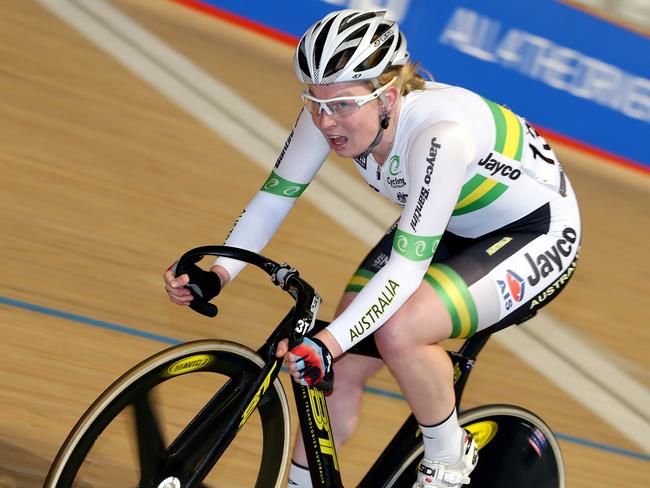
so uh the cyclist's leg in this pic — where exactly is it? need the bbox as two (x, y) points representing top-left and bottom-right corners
(372, 276), (461, 458)
(378, 194), (580, 486)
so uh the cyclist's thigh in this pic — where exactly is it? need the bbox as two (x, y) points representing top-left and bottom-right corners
(436, 194), (581, 337)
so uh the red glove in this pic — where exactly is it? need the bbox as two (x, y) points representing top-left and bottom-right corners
(288, 337), (333, 387)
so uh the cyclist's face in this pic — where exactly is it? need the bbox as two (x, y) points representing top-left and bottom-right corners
(306, 81), (383, 158)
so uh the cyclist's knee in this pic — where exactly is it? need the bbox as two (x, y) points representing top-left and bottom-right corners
(374, 290), (451, 363)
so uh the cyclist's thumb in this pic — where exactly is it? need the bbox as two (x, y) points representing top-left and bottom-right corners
(170, 274), (189, 289)
(275, 339), (289, 358)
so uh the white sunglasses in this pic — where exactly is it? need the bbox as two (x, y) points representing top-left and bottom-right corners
(301, 77), (397, 119)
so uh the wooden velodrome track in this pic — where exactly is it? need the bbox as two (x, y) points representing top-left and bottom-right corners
(1, 0), (649, 486)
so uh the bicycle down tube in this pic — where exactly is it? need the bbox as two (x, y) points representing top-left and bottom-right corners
(179, 246), (344, 488)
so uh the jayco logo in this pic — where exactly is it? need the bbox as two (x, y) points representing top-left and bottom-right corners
(424, 138), (440, 184)
(529, 257), (577, 310)
(410, 138), (440, 231)
(525, 227), (578, 286)
(478, 152), (522, 180)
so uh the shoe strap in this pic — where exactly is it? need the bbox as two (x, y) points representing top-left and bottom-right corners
(419, 462), (470, 485)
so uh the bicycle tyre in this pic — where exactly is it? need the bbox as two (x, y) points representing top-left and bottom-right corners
(44, 340), (292, 488)
(383, 404), (565, 488)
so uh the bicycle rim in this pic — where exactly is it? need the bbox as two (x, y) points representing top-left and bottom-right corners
(44, 340), (291, 488)
(382, 404), (565, 488)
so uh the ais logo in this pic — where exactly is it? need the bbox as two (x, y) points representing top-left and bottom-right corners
(498, 269), (525, 310)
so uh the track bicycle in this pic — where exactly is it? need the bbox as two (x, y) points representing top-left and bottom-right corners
(45, 245), (565, 487)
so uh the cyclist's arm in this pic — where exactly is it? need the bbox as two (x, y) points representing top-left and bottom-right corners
(214, 109), (330, 281)
(323, 121), (476, 355)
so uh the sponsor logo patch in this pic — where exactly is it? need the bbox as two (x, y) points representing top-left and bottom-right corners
(477, 152), (521, 180)
(409, 137), (440, 232)
(497, 269), (525, 311)
(354, 154), (367, 169)
(525, 227), (577, 286)
(389, 155), (400, 175)
(393, 229), (441, 262)
(485, 236), (512, 256)
(507, 269), (525, 301)
(530, 257), (578, 310)
(274, 130), (293, 168)
(387, 176), (406, 188)
(166, 355), (213, 377)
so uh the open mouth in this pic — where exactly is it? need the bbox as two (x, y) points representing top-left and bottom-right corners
(328, 135), (348, 150)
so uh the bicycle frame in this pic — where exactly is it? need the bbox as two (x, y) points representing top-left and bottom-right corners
(47, 245), (560, 488)
(172, 246), (515, 488)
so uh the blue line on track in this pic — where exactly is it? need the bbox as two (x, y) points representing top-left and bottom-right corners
(2, 295), (649, 463)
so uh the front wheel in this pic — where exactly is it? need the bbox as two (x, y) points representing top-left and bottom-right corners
(386, 404), (565, 488)
(44, 340), (292, 488)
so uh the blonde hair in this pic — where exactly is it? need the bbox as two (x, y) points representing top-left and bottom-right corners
(373, 61), (429, 96)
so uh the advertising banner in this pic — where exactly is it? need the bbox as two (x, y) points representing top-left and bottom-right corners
(188, 0), (650, 170)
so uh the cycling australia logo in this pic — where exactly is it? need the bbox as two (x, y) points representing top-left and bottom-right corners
(389, 155), (400, 175)
(497, 269), (525, 311)
(387, 154), (406, 188)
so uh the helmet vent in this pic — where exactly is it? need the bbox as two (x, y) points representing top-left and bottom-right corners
(339, 11), (375, 32)
(341, 24), (369, 45)
(354, 44), (391, 72)
(373, 22), (391, 40)
(313, 16), (337, 70)
(324, 47), (357, 78)
(297, 46), (311, 79)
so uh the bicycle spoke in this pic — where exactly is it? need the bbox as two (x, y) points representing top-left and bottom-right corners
(46, 340), (291, 488)
(168, 377), (248, 470)
(133, 392), (168, 484)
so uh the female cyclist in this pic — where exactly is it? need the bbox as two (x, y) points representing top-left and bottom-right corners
(164, 9), (581, 488)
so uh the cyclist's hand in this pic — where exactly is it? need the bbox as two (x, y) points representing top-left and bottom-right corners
(285, 337), (333, 388)
(163, 262), (224, 305)
(164, 263), (194, 305)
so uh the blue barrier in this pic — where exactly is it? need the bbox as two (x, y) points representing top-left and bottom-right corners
(191, 0), (650, 170)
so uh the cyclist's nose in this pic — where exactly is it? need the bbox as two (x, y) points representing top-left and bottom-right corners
(315, 109), (337, 131)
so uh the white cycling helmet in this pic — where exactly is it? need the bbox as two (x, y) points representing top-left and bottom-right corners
(295, 9), (409, 85)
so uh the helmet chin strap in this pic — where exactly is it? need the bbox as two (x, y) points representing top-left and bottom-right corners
(354, 96), (391, 159)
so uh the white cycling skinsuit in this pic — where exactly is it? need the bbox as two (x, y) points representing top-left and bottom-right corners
(215, 82), (581, 350)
